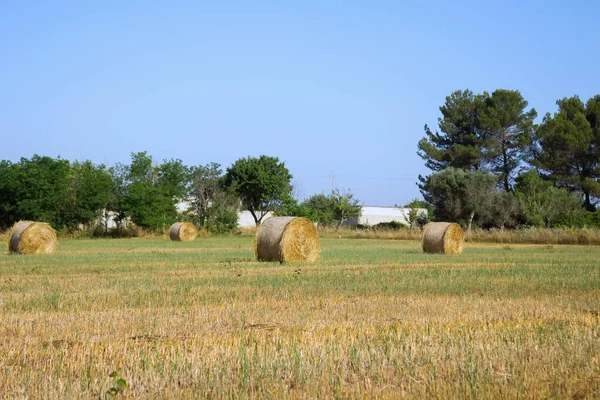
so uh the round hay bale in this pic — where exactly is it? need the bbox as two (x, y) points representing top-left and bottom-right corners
(169, 222), (198, 242)
(422, 222), (464, 255)
(9, 221), (57, 255)
(256, 217), (320, 262)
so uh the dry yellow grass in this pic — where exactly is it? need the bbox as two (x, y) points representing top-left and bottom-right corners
(320, 226), (600, 245)
(0, 237), (598, 398)
(2, 296), (598, 398)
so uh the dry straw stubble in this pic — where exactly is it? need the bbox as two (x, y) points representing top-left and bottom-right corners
(8, 221), (57, 255)
(422, 222), (464, 255)
(169, 222), (198, 242)
(256, 216), (320, 262)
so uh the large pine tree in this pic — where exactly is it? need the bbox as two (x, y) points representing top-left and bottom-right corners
(418, 89), (485, 172)
(478, 89), (537, 191)
(532, 95), (600, 210)
(418, 89), (536, 192)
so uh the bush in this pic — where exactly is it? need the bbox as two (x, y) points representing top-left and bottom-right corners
(584, 210), (600, 227)
(92, 224), (142, 238)
(373, 221), (408, 230)
(206, 208), (239, 235)
(515, 171), (585, 228)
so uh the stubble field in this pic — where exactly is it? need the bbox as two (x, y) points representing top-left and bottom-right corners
(0, 236), (599, 398)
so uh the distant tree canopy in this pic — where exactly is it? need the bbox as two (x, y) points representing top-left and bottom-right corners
(418, 89), (600, 227)
(185, 163), (238, 234)
(222, 155), (293, 226)
(331, 189), (361, 230)
(531, 95), (600, 211)
(418, 89), (536, 192)
(479, 89), (537, 192)
(419, 167), (520, 229)
(4, 88), (600, 235)
(402, 199), (429, 232)
(278, 193), (335, 225)
(301, 194), (336, 225)
(0, 156), (111, 231)
(418, 89), (485, 172)
(62, 160), (113, 231)
(3, 152), (359, 234)
(118, 151), (189, 232)
(514, 170), (585, 227)
(278, 190), (362, 229)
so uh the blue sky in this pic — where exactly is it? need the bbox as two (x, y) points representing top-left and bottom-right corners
(1, 0), (598, 206)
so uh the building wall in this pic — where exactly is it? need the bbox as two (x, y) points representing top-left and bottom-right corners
(97, 206), (426, 229)
(237, 211), (273, 228)
(344, 206), (428, 227)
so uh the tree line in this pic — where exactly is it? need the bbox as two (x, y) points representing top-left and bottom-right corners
(0, 152), (361, 233)
(418, 90), (600, 228)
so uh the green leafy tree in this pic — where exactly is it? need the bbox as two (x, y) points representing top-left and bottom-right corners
(332, 189), (361, 230)
(299, 194), (336, 226)
(123, 152), (165, 231)
(187, 163), (238, 233)
(0, 160), (18, 229)
(275, 197), (314, 220)
(8, 155), (70, 227)
(401, 199), (429, 233)
(105, 163), (129, 232)
(204, 199), (239, 234)
(479, 89), (537, 191)
(419, 167), (514, 230)
(532, 95), (600, 210)
(189, 163), (222, 227)
(60, 161), (112, 231)
(157, 158), (189, 202)
(223, 155), (292, 226)
(0, 156), (113, 231)
(487, 191), (521, 229)
(274, 181), (312, 219)
(279, 190), (361, 229)
(514, 170), (585, 227)
(123, 152), (189, 232)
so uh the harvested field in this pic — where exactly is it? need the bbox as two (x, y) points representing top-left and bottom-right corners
(0, 236), (599, 398)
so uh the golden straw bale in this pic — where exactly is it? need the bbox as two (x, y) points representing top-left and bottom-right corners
(9, 221), (57, 255)
(256, 217), (320, 262)
(169, 222), (198, 241)
(422, 222), (464, 255)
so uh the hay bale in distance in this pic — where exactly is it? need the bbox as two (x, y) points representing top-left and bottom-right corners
(9, 221), (57, 255)
(422, 222), (464, 255)
(169, 222), (198, 242)
(256, 217), (320, 262)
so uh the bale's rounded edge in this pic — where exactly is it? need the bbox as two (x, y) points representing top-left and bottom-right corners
(256, 217), (320, 262)
(422, 222), (464, 255)
(169, 222), (198, 242)
(442, 223), (464, 255)
(8, 221), (57, 255)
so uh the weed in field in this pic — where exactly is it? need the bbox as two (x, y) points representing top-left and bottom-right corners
(105, 370), (127, 399)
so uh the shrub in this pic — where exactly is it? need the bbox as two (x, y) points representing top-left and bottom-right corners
(92, 224), (141, 238)
(373, 221), (408, 230)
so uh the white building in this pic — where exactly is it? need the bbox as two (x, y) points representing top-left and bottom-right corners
(97, 205), (427, 230)
(239, 206), (427, 228)
(237, 211), (273, 228)
(343, 206), (428, 227)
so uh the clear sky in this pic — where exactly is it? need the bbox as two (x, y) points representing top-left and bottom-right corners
(1, 0), (598, 206)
